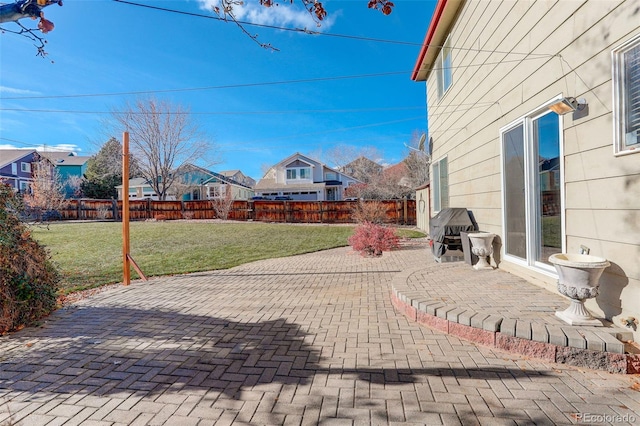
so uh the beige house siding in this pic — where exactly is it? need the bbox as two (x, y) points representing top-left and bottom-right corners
(417, 0), (640, 339)
(415, 185), (430, 232)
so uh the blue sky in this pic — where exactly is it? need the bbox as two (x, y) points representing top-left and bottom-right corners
(0, 0), (434, 180)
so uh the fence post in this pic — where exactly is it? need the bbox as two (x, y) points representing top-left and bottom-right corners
(403, 198), (408, 225)
(112, 199), (118, 222)
(284, 201), (288, 223)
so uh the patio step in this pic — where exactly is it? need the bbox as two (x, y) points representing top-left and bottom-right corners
(391, 266), (640, 374)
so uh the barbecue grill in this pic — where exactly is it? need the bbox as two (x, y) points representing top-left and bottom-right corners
(429, 208), (478, 262)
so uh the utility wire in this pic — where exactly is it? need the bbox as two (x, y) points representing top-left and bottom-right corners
(112, 0), (555, 58)
(0, 71), (409, 100)
(0, 106), (425, 115)
(0, 54), (548, 102)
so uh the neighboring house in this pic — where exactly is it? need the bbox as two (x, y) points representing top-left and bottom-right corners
(39, 151), (91, 198)
(115, 177), (169, 200)
(384, 161), (412, 190)
(219, 170), (256, 188)
(115, 164), (254, 201)
(0, 149), (37, 192)
(254, 153), (361, 201)
(178, 164), (254, 201)
(412, 0), (640, 337)
(339, 156), (383, 183)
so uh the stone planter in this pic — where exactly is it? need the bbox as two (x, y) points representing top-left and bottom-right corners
(549, 253), (610, 326)
(468, 232), (495, 270)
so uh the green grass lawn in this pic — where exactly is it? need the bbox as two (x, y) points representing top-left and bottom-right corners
(32, 221), (425, 294)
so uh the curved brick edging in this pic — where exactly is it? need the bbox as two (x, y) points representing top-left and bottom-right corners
(390, 267), (640, 375)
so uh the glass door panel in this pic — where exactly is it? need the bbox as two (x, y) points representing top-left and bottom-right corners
(502, 124), (527, 259)
(534, 113), (562, 265)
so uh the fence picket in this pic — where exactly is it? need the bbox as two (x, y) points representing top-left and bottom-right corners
(55, 199), (416, 225)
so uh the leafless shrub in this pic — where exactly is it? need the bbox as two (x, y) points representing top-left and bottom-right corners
(351, 200), (386, 224)
(96, 204), (110, 220)
(211, 186), (234, 220)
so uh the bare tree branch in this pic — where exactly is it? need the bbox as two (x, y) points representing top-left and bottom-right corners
(111, 97), (217, 201)
(207, 0), (393, 51)
(0, 0), (63, 58)
(22, 156), (67, 219)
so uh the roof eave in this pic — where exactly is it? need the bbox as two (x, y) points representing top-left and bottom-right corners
(411, 0), (464, 82)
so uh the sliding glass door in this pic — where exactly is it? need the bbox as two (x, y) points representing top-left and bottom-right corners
(503, 123), (527, 259)
(501, 108), (563, 269)
(534, 113), (562, 265)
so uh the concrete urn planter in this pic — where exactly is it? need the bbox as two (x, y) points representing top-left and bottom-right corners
(468, 232), (495, 270)
(549, 253), (610, 326)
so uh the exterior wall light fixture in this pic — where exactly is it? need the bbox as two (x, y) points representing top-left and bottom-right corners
(548, 97), (587, 115)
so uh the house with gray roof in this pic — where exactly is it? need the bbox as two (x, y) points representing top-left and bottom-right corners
(39, 151), (91, 197)
(218, 170), (256, 188)
(0, 149), (38, 192)
(254, 153), (360, 201)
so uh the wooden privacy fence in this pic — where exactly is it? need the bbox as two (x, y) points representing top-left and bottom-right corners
(57, 199), (417, 225)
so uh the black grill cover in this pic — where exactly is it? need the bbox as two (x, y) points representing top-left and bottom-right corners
(429, 208), (477, 257)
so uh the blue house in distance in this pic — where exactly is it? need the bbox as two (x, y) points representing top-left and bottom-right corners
(39, 151), (91, 198)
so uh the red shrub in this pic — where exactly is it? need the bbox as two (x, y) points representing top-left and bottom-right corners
(348, 222), (400, 257)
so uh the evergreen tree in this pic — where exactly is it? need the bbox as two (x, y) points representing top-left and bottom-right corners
(81, 138), (139, 199)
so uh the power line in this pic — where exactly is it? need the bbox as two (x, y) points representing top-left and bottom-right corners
(112, 0), (423, 47)
(0, 71), (410, 100)
(112, 0), (555, 59)
(231, 116), (425, 144)
(0, 106), (424, 115)
(0, 53), (549, 102)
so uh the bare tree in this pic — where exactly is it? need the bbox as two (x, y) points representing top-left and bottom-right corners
(403, 131), (431, 189)
(23, 157), (67, 219)
(169, 180), (199, 201)
(111, 98), (215, 201)
(324, 145), (384, 182)
(65, 175), (84, 199)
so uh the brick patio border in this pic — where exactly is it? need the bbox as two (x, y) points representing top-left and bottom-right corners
(391, 290), (640, 374)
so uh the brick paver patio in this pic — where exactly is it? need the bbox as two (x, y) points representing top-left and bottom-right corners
(1, 240), (639, 425)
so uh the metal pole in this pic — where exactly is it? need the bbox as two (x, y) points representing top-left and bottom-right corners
(122, 132), (131, 286)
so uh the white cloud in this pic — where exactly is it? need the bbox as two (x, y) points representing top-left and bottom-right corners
(0, 86), (40, 96)
(198, 0), (335, 31)
(41, 144), (83, 154)
(0, 144), (30, 150)
(0, 143), (83, 154)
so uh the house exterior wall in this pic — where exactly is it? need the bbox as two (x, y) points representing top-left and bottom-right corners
(256, 154), (361, 201)
(206, 182), (254, 200)
(418, 0), (640, 338)
(415, 185), (431, 233)
(57, 163), (88, 198)
(0, 151), (38, 191)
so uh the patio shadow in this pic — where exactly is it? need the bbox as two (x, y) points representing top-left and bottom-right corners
(0, 306), (552, 401)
